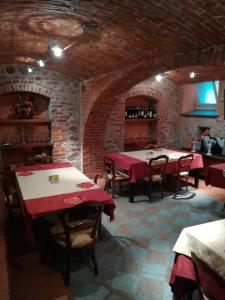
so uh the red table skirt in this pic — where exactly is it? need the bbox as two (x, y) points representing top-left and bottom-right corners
(169, 254), (225, 300)
(205, 163), (225, 189)
(106, 150), (203, 183)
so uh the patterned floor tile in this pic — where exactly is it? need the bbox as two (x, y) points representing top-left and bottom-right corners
(2, 182), (225, 300)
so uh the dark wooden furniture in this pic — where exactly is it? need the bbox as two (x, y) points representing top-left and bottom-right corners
(191, 252), (225, 300)
(143, 155), (169, 202)
(182, 148), (225, 178)
(175, 154), (194, 194)
(200, 153), (225, 177)
(103, 156), (129, 198)
(0, 170), (21, 225)
(49, 201), (105, 286)
(0, 119), (53, 168)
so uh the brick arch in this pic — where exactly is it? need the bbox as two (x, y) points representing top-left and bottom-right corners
(121, 87), (162, 102)
(83, 45), (225, 175)
(0, 83), (54, 98)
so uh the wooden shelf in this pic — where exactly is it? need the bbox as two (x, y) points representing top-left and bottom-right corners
(0, 119), (52, 125)
(1, 142), (53, 149)
(125, 118), (158, 122)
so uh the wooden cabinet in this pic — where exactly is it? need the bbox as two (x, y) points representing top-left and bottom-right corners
(0, 119), (53, 167)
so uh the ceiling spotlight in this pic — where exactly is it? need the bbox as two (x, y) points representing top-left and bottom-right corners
(37, 59), (45, 67)
(27, 67), (33, 73)
(155, 74), (163, 82)
(51, 45), (63, 57)
(190, 72), (195, 78)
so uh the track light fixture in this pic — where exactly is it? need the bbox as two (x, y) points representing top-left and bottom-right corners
(37, 59), (45, 67)
(190, 71), (195, 78)
(155, 74), (163, 82)
(51, 45), (63, 57)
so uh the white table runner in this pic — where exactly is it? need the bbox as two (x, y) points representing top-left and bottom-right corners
(16, 167), (99, 200)
(121, 148), (189, 163)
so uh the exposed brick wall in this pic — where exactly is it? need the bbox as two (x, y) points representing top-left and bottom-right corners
(123, 78), (182, 148)
(83, 74), (182, 176)
(0, 65), (81, 168)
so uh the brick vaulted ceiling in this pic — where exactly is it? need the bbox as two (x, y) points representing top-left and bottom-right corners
(1, 0), (225, 82)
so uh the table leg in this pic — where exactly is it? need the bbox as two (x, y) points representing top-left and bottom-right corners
(193, 168), (200, 188)
(129, 183), (134, 203)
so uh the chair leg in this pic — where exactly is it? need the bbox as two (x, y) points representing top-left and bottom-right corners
(160, 180), (164, 199)
(185, 177), (188, 191)
(119, 181), (122, 191)
(99, 219), (103, 241)
(148, 182), (152, 202)
(64, 250), (71, 286)
(176, 175), (180, 194)
(112, 181), (116, 198)
(90, 247), (99, 275)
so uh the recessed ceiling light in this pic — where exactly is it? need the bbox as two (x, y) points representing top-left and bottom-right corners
(190, 71), (195, 78)
(27, 67), (33, 73)
(37, 59), (45, 67)
(155, 74), (163, 82)
(51, 45), (63, 57)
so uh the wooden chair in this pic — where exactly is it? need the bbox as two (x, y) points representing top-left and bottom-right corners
(191, 252), (225, 300)
(143, 155), (169, 202)
(49, 201), (105, 286)
(94, 173), (108, 190)
(0, 171), (21, 226)
(103, 157), (129, 198)
(175, 154), (194, 194)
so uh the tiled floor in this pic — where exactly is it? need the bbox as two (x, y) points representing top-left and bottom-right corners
(0, 178), (225, 300)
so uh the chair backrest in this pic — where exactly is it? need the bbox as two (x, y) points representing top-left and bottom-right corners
(94, 174), (107, 190)
(57, 201), (105, 249)
(177, 154), (194, 173)
(103, 157), (115, 179)
(148, 155), (169, 179)
(191, 252), (225, 300)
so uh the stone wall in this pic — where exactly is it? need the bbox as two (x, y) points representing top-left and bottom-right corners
(0, 64), (81, 168)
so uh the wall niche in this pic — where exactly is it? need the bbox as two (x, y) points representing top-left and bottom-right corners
(0, 91), (53, 167)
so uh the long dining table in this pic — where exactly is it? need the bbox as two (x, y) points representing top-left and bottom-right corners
(15, 162), (115, 244)
(169, 219), (225, 299)
(105, 148), (203, 202)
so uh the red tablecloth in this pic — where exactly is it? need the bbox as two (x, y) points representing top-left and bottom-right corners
(169, 254), (225, 300)
(16, 162), (115, 221)
(106, 150), (203, 183)
(16, 163), (115, 244)
(205, 163), (225, 189)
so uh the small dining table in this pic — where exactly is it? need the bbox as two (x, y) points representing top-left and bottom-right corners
(206, 162), (225, 189)
(15, 162), (115, 244)
(169, 219), (225, 299)
(105, 148), (203, 202)
(205, 163), (225, 210)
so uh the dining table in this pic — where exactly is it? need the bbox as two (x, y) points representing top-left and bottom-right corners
(105, 148), (203, 202)
(205, 163), (225, 210)
(15, 162), (115, 244)
(169, 219), (225, 299)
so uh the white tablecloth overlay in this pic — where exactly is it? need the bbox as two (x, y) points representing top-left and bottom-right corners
(121, 148), (190, 163)
(173, 219), (225, 280)
(16, 167), (99, 200)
